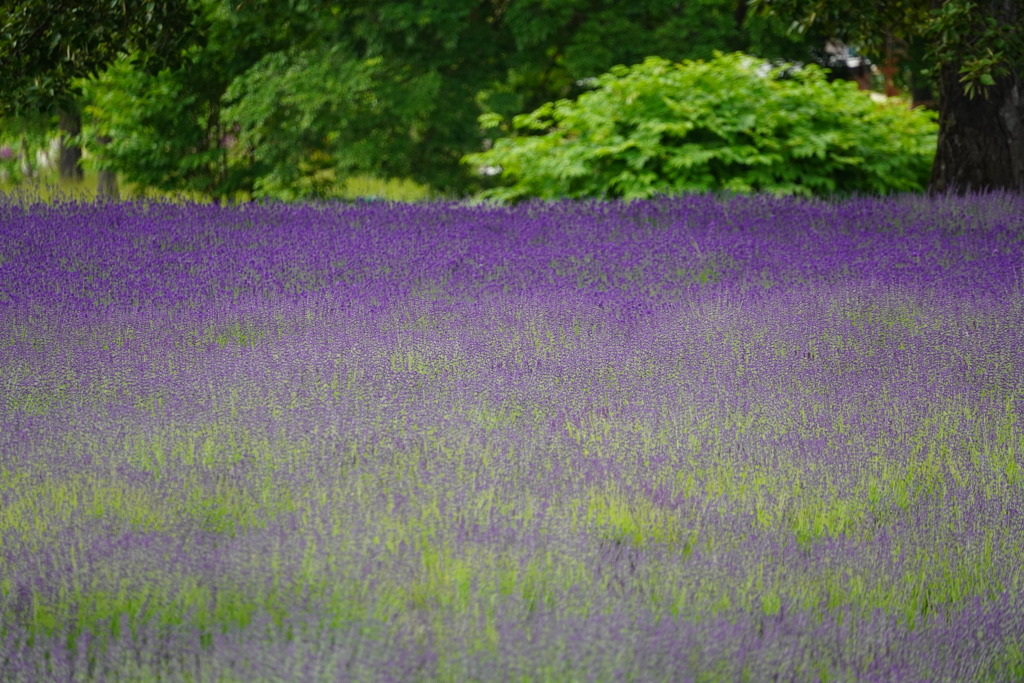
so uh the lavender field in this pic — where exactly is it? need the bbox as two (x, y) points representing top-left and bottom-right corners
(1, 192), (1023, 681)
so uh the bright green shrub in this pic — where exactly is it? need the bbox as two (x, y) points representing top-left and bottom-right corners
(464, 52), (939, 201)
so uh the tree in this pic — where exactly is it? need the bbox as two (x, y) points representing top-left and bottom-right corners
(80, 0), (327, 201)
(251, 0), (825, 197)
(750, 0), (1024, 194)
(80, 0), (825, 200)
(463, 53), (938, 201)
(0, 0), (203, 191)
(0, 110), (51, 183)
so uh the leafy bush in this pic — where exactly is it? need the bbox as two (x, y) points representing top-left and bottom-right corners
(465, 52), (939, 201)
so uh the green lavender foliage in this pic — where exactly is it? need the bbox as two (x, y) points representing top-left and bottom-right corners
(467, 53), (939, 201)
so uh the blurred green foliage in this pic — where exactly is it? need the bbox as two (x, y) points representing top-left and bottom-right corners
(464, 53), (939, 202)
(4, 0), (1020, 200)
(46, 0), (819, 201)
(0, 0), (202, 116)
(751, 0), (1024, 103)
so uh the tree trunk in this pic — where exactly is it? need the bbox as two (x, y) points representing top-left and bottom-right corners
(97, 168), (119, 200)
(929, 67), (1024, 194)
(95, 136), (119, 200)
(928, 0), (1023, 195)
(58, 108), (84, 183)
(18, 135), (34, 179)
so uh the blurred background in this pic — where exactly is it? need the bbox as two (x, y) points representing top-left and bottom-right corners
(1, 0), (1003, 204)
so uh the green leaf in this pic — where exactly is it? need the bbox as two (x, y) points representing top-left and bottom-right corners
(463, 52), (938, 202)
(478, 112), (505, 129)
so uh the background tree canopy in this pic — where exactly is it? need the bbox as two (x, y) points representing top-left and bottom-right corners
(464, 53), (939, 201)
(750, 0), (1024, 193)
(9, 0), (820, 200)
(0, 0), (203, 191)
(0, 0), (202, 115)
(2, 0), (1019, 199)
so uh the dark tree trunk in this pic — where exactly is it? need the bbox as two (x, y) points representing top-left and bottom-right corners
(929, 67), (1024, 194)
(58, 108), (84, 183)
(95, 135), (119, 200)
(18, 135), (34, 179)
(97, 170), (119, 199)
(928, 0), (1023, 195)
(733, 0), (748, 30)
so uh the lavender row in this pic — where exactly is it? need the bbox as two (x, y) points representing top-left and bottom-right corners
(1, 193), (1023, 680)
(1, 193), (1021, 316)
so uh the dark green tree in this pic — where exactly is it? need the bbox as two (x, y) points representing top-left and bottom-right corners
(81, 0), (823, 200)
(750, 0), (1024, 194)
(0, 0), (204, 191)
(81, 0), (299, 200)
(464, 53), (939, 201)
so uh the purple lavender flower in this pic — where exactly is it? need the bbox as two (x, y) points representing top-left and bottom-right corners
(1, 192), (1022, 681)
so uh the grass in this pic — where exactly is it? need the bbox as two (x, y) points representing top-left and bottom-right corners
(0, 191), (1022, 681)
(0, 169), (433, 204)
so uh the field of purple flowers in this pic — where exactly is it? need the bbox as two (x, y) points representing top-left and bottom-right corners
(1, 192), (1023, 681)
